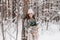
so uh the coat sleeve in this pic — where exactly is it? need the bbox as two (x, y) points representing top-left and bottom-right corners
(24, 19), (30, 28)
(24, 19), (28, 27)
(24, 19), (29, 33)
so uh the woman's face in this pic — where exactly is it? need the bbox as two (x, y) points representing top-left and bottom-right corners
(29, 13), (33, 18)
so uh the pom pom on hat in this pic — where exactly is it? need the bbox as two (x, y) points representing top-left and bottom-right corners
(28, 8), (34, 14)
(58, 11), (60, 15)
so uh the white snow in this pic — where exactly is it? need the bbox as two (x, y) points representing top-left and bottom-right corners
(38, 22), (60, 40)
(0, 19), (60, 40)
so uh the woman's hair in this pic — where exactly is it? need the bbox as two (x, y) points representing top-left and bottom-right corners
(25, 14), (35, 19)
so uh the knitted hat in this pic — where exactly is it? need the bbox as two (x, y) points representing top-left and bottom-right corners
(28, 8), (34, 14)
(58, 11), (60, 15)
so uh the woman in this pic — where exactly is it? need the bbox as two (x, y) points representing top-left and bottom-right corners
(24, 8), (38, 40)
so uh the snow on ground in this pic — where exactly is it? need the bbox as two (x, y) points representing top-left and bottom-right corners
(0, 19), (22, 40)
(0, 24), (3, 40)
(38, 22), (60, 40)
(38, 32), (60, 40)
(0, 19), (60, 40)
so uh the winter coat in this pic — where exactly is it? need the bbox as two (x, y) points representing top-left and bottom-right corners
(24, 18), (37, 28)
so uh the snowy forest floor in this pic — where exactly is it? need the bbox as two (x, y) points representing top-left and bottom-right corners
(0, 19), (60, 40)
(38, 21), (60, 40)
